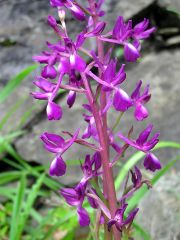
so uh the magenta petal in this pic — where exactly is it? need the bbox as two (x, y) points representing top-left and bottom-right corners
(58, 57), (71, 74)
(77, 207), (90, 227)
(134, 103), (148, 121)
(107, 219), (116, 232)
(60, 187), (80, 206)
(49, 156), (66, 176)
(33, 55), (49, 64)
(46, 102), (63, 120)
(47, 15), (57, 28)
(70, 54), (86, 72)
(136, 124), (153, 145)
(42, 65), (57, 79)
(33, 77), (55, 92)
(41, 132), (65, 146)
(124, 43), (140, 62)
(144, 153), (161, 172)
(31, 92), (50, 100)
(113, 89), (132, 112)
(67, 91), (76, 108)
(70, 4), (86, 21)
(50, 0), (64, 7)
(85, 21), (106, 37)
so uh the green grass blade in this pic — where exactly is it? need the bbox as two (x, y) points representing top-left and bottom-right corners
(17, 174), (45, 238)
(2, 158), (24, 170)
(0, 65), (37, 104)
(115, 141), (180, 190)
(132, 221), (151, 240)
(127, 157), (180, 212)
(9, 173), (26, 240)
(0, 186), (14, 199)
(0, 171), (22, 185)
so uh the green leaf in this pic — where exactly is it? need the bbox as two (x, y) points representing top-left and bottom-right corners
(16, 174), (45, 238)
(0, 65), (37, 104)
(9, 174), (26, 240)
(0, 171), (22, 185)
(115, 141), (180, 190)
(132, 221), (151, 240)
(127, 157), (180, 212)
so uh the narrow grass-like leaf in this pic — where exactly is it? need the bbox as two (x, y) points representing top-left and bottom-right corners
(2, 143), (30, 170)
(0, 171), (22, 185)
(2, 158), (24, 171)
(0, 187), (14, 199)
(115, 141), (180, 190)
(17, 174), (45, 238)
(9, 173), (26, 240)
(127, 157), (179, 212)
(0, 65), (37, 104)
(133, 221), (151, 240)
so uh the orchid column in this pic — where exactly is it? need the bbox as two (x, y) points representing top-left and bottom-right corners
(32, 0), (161, 239)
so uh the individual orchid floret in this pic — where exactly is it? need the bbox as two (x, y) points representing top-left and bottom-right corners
(112, 16), (140, 62)
(118, 124), (161, 171)
(107, 203), (139, 232)
(81, 152), (102, 184)
(131, 80), (151, 121)
(33, 53), (57, 79)
(32, 74), (64, 121)
(60, 183), (90, 226)
(133, 18), (156, 40)
(50, 0), (86, 21)
(40, 129), (79, 176)
(112, 16), (132, 42)
(130, 166), (152, 189)
(102, 61), (126, 91)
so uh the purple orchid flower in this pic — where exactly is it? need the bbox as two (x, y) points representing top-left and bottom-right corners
(133, 18), (156, 40)
(131, 80), (151, 121)
(31, 74), (64, 121)
(108, 203), (139, 232)
(81, 152), (102, 184)
(60, 183), (90, 226)
(102, 61), (126, 91)
(50, 0), (86, 21)
(40, 129), (79, 176)
(118, 124), (161, 171)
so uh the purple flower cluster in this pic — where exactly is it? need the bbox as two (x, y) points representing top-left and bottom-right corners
(32, 0), (160, 239)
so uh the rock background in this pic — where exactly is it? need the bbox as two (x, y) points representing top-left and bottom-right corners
(0, 0), (180, 239)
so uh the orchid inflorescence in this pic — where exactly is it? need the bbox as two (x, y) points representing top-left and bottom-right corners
(32, 0), (161, 239)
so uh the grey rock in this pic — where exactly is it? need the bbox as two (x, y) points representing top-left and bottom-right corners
(137, 172), (180, 240)
(158, 0), (180, 11)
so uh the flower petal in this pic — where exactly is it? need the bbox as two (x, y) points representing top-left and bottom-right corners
(77, 207), (90, 226)
(144, 153), (161, 172)
(46, 102), (63, 120)
(124, 43), (140, 62)
(49, 156), (66, 176)
(113, 89), (132, 112)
